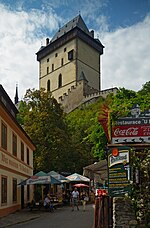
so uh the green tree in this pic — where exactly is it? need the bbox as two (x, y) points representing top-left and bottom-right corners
(66, 96), (107, 161)
(138, 81), (150, 95)
(17, 88), (78, 173)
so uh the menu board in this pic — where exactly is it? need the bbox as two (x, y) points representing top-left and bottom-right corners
(108, 147), (131, 197)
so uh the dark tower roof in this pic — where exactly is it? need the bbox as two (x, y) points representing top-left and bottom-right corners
(51, 15), (91, 43)
(36, 15), (104, 61)
(14, 84), (19, 105)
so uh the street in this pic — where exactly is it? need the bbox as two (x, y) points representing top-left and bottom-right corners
(6, 204), (94, 228)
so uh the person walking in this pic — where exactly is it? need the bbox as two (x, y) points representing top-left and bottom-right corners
(71, 187), (79, 211)
(80, 190), (88, 211)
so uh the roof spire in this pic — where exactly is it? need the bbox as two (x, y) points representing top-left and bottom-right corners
(14, 83), (19, 105)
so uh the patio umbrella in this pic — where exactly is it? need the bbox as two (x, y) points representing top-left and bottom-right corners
(73, 183), (89, 188)
(66, 173), (90, 182)
(47, 170), (70, 183)
(18, 171), (61, 185)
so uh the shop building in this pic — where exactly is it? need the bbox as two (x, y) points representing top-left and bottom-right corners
(0, 85), (35, 217)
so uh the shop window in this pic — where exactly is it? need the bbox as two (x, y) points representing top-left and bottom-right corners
(1, 122), (7, 150)
(21, 142), (24, 161)
(12, 133), (17, 156)
(27, 147), (29, 165)
(13, 178), (17, 202)
(58, 74), (62, 88)
(47, 80), (50, 91)
(68, 49), (74, 60)
(1, 176), (7, 204)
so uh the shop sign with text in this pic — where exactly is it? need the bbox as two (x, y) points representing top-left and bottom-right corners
(112, 105), (150, 144)
(108, 147), (131, 197)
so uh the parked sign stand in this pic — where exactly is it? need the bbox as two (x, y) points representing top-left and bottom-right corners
(108, 147), (131, 197)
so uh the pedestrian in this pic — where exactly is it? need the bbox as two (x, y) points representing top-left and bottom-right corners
(43, 193), (54, 212)
(71, 187), (79, 211)
(80, 190), (88, 211)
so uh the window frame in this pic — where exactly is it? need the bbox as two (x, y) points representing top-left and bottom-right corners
(47, 80), (50, 91)
(12, 178), (17, 202)
(58, 74), (62, 88)
(1, 176), (7, 204)
(68, 50), (74, 60)
(1, 121), (7, 150)
(27, 147), (29, 165)
(21, 141), (24, 161)
(12, 132), (17, 156)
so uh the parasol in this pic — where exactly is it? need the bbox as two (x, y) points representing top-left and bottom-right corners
(66, 173), (90, 182)
(73, 183), (89, 188)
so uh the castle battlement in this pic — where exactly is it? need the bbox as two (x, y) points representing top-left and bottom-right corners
(59, 81), (118, 113)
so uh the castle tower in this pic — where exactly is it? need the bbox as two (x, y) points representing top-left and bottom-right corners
(36, 15), (104, 108)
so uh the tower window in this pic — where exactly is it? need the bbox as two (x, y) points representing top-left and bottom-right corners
(52, 64), (54, 72)
(61, 58), (64, 66)
(58, 74), (62, 88)
(64, 47), (66, 52)
(68, 50), (73, 60)
(47, 67), (49, 74)
(47, 80), (50, 91)
(55, 53), (58, 57)
(47, 58), (49, 62)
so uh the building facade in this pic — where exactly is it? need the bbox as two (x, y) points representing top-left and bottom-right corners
(0, 85), (35, 217)
(36, 15), (110, 112)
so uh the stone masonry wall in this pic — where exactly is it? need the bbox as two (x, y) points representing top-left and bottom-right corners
(113, 197), (137, 228)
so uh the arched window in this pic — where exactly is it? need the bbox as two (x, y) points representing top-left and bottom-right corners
(47, 80), (50, 91)
(58, 74), (62, 88)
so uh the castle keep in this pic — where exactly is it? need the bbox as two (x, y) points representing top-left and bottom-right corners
(36, 15), (117, 112)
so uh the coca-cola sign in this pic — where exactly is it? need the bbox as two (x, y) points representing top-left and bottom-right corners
(112, 125), (150, 143)
(112, 105), (150, 143)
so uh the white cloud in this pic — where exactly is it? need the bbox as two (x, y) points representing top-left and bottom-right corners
(0, 1), (149, 105)
(0, 3), (59, 101)
(100, 14), (150, 91)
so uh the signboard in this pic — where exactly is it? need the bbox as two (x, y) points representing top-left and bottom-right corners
(112, 105), (150, 143)
(108, 147), (131, 197)
(26, 175), (50, 185)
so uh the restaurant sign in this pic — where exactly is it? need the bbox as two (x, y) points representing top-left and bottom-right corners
(108, 147), (131, 197)
(112, 105), (150, 144)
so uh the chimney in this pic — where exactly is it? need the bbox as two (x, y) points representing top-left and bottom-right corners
(46, 38), (49, 46)
(90, 30), (94, 38)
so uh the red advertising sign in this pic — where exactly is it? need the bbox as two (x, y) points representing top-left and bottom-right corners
(112, 124), (150, 143)
(112, 105), (150, 143)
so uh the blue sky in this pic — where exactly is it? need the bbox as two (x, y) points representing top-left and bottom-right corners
(0, 0), (150, 101)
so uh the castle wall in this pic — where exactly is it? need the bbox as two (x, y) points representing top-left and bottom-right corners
(77, 39), (100, 90)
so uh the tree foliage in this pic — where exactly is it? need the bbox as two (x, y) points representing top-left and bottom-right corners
(17, 88), (82, 173)
(66, 96), (107, 160)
